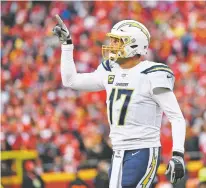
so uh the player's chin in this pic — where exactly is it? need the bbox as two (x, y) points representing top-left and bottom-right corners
(109, 52), (117, 61)
(109, 57), (115, 61)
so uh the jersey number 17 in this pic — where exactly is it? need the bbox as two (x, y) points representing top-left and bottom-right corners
(109, 88), (133, 126)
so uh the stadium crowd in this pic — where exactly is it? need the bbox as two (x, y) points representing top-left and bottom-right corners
(1, 0), (206, 180)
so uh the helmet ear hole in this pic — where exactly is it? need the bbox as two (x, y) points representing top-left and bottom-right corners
(122, 38), (128, 43)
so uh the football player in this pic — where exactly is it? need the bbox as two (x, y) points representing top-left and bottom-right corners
(53, 15), (186, 188)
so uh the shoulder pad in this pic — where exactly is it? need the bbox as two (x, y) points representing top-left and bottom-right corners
(101, 60), (111, 72)
(141, 64), (174, 75)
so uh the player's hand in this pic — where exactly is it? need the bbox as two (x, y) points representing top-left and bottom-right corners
(165, 152), (185, 185)
(53, 14), (72, 44)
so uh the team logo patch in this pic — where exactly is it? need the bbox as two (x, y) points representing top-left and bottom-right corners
(108, 75), (115, 84)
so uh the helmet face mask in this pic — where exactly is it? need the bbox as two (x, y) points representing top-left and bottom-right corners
(102, 35), (127, 61)
(102, 20), (150, 61)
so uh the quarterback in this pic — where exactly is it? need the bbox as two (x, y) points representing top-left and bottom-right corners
(53, 15), (186, 188)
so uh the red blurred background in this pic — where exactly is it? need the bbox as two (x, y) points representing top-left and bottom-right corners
(1, 1), (206, 188)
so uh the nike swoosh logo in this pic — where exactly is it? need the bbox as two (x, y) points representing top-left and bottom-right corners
(132, 151), (140, 156)
(167, 74), (172, 78)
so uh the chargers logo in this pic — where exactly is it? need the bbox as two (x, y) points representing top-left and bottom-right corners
(108, 75), (115, 84)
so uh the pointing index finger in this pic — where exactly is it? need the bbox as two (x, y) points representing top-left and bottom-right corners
(55, 14), (63, 26)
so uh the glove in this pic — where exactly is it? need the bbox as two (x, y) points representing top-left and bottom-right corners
(53, 14), (72, 44)
(165, 152), (185, 185)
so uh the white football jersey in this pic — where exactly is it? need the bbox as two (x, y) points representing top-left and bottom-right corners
(61, 44), (185, 153)
(98, 60), (175, 150)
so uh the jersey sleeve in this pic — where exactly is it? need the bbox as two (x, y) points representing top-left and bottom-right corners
(61, 44), (106, 91)
(152, 88), (186, 153)
(141, 64), (175, 93)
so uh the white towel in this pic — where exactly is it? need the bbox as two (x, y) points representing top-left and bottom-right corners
(109, 150), (125, 188)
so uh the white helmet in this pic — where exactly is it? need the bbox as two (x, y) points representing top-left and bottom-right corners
(102, 20), (150, 61)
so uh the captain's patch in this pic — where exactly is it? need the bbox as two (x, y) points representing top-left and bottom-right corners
(108, 75), (115, 84)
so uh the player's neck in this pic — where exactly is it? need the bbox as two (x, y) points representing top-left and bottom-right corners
(118, 56), (142, 69)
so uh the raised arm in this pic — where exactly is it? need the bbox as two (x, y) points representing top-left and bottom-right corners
(53, 14), (105, 91)
(61, 44), (104, 91)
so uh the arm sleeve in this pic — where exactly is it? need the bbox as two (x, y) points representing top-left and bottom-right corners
(61, 44), (105, 91)
(152, 88), (186, 153)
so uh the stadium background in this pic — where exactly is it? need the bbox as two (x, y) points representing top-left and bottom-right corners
(1, 1), (206, 188)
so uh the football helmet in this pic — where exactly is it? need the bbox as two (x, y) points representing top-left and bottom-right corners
(102, 20), (150, 61)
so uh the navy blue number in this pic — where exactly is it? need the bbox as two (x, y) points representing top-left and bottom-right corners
(116, 89), (133, 125)
(109, 88), (115, 124)
(109, 88), (133, 126)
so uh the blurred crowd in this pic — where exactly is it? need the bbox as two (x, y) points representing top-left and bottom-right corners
(1, 1), (206, 178)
